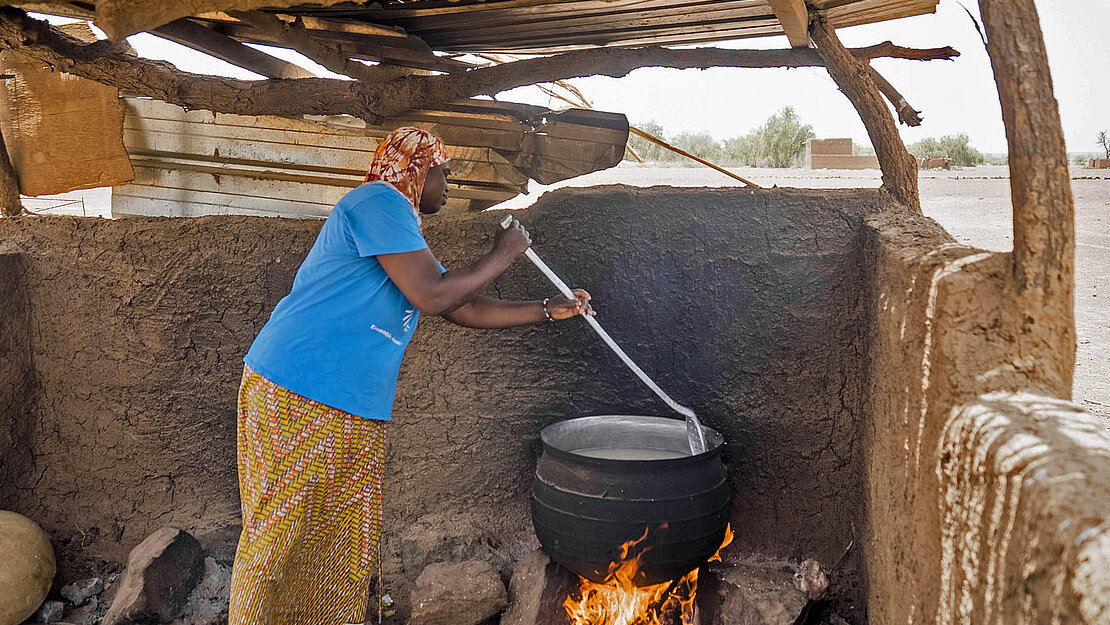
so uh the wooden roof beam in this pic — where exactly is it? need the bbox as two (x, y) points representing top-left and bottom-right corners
(227, 11), (430, 83)
(93, 0), (355, 41)
(767, 0), (811, 47)
(199, 13), (470, 73)
(154, 18), (315, 79)
(0, 7), (957, 127)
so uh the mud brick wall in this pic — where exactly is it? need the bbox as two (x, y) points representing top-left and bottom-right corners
(0, 185), (884, 581)
(0, 246), (33, 502)
(410, 185), (883, 566)
(861, 210), (1109, 624)
(0, 217), (322, 574)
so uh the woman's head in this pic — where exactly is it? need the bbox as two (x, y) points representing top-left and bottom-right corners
(364, 127), (451, 215)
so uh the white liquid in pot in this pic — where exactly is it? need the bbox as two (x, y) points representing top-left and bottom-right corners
(572, 447), (690, 460)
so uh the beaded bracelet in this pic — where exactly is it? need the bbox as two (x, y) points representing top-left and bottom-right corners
(542, 298), (553, 322)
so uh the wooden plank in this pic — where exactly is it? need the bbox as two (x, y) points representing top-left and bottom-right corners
(197, 16), (468, 72)
(271, 0), (935, 53)
(465, 25), (784, 54)
(0, 49), (133, 196)
(10, 2), (95, 19)
(124, 97), (531, 153)
(449, 22), (783, 53)
(121, 99), (531, 189)
(821, 0), (937, 27)
(766, 0), (811, 46)
(115, 95), (627, 216)
(113, 166), (515, 217)
(153, 18), (315, 79)
(397, 7), (775, 46)
(122, 138), (527, 190)
(382, 1), (769, 33)
(352, 0), (765, 20)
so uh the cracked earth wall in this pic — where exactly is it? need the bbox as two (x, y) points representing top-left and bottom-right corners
(0, 185), (877, 590)
(861, 209), (1110, 625)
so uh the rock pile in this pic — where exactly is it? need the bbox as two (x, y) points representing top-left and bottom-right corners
(17, 526), (231, 625)
(14, 520), (848, 625)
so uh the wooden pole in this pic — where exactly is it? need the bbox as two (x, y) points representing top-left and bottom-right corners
(0, 125), (21, 217)
(628, 127), (761, 188)
(978, 0), (1075, 393)
(979, 0), (1074, 297)
(810, 17), (920, 212)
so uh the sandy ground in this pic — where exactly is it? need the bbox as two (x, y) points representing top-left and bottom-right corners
(19, 164), (1109, 420)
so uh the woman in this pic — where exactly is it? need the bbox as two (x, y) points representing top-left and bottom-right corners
(229, 127), (593, 623)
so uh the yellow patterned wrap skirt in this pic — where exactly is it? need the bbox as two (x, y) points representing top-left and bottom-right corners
(229, 366), (388, 625)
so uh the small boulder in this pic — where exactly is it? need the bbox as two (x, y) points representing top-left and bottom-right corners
(401, 514), (510, 580)
(35, 600), (64, 623)
(61, 577), (104, 606)
(101, 527), (204, 625)
(410, 560), (508, 625)
(698, 563), (808, 625)
(0, 510), (55, 625)
(500, 550), (573, 625)
(792, 559), (828, 601)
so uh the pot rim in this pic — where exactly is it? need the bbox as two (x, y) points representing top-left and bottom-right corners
(538, 414), (727, 463)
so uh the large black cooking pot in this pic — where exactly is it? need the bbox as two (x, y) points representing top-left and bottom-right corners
(524, 415), (739, 586)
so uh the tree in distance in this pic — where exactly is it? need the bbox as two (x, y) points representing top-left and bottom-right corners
(627, 106), (816, 168)
(907, 134), (986, 167)
(724, 106), (816, 168)
(1097, 130), (1109, 159)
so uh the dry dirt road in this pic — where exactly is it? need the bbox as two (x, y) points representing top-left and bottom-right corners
(20, 164), (1110, 421)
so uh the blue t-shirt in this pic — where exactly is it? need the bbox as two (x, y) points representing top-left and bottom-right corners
(244, 182), (440, 420)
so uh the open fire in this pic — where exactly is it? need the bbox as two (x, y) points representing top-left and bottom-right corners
(563, 524), (734, 625)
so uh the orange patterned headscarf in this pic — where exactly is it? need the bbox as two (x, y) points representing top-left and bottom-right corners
(363, 127), (450, 216)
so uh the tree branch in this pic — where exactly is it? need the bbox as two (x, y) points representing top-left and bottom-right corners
(868, 67), (923, 127)
(811, 17), (920, 211)
(0, 7), (959, 125)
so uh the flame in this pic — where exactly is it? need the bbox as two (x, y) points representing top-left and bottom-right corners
(563, 525), (734, 625)
(707, 524), (734, 563)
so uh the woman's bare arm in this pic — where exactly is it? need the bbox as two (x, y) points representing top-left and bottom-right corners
(377, 223), (529, 316)
(442, 291), (594, 329)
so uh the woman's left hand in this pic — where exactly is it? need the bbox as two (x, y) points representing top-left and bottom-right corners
(546, 289), (595, 320)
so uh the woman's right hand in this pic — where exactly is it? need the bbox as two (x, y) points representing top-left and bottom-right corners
(493, 217), (531, 258)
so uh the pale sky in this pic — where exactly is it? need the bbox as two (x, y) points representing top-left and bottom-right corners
(84, 0), (1109, 155)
